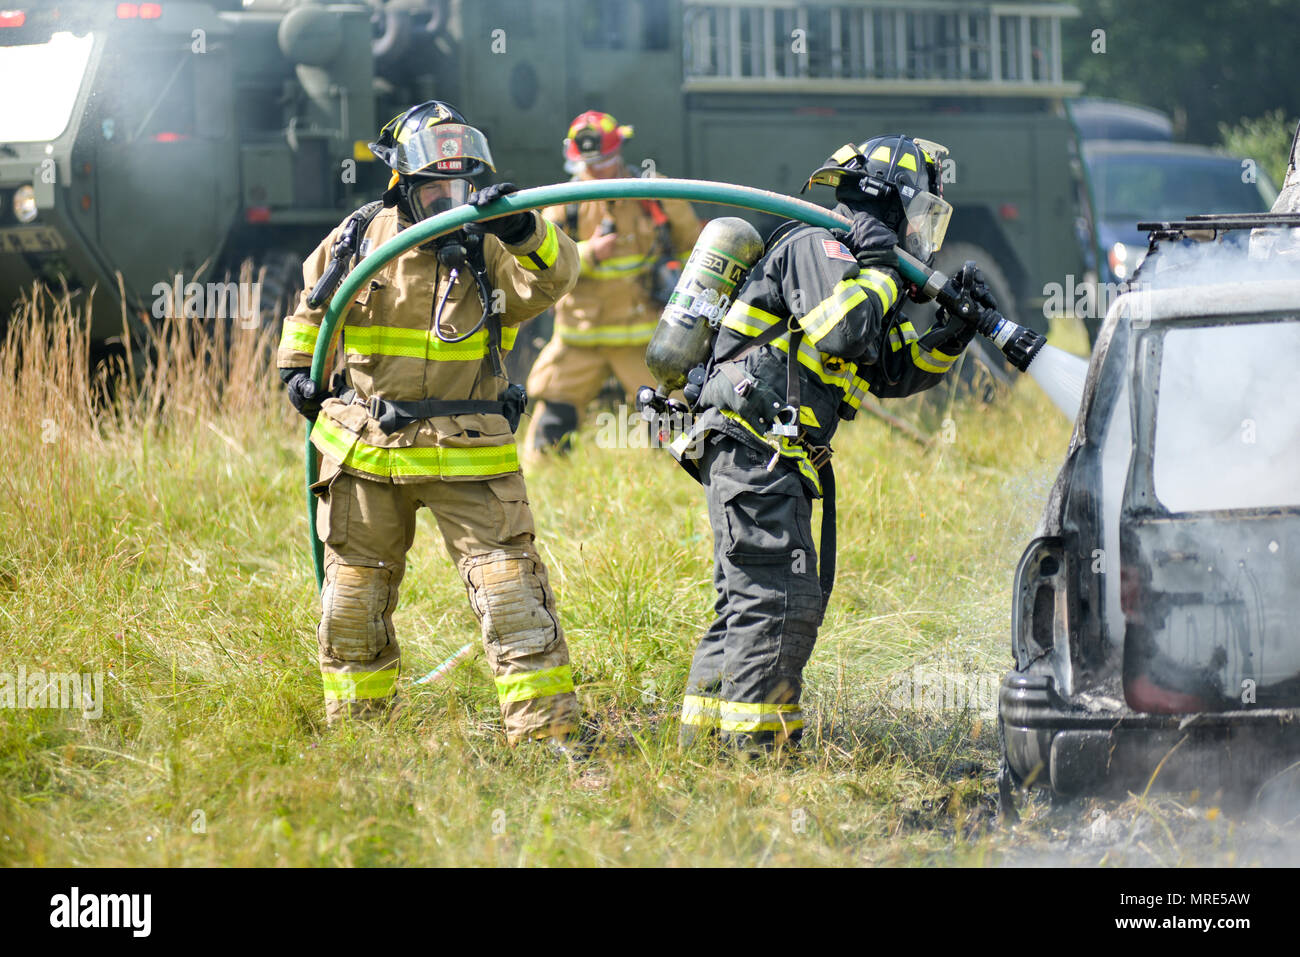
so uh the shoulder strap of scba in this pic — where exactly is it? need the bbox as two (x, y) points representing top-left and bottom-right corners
(305, 199), (386, 309)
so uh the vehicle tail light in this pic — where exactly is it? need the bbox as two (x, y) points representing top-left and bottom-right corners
(0, 10), (25, 28)
(140, 2), (161, 17)
(117, 3), (138, 18)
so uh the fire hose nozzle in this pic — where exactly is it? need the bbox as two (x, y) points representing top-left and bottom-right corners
(973, 308), (1046, 372)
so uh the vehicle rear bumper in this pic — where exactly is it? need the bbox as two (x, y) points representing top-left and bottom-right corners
(1000, 670), (1300, 796)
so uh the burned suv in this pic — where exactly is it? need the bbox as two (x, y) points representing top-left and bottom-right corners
(999, 212), (1300, 810)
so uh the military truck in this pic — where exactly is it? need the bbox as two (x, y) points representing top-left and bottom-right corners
(0, 0), (1084, 371)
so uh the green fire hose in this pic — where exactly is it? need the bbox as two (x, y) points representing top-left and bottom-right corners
(303, 178), (1043, 587)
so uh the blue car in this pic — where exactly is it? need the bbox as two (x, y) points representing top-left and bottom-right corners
(1085, 142), (1277, 283)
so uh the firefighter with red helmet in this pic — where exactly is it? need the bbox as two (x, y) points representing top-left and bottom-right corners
(523, 110), (702, 458)
(277, 100), (586, 748)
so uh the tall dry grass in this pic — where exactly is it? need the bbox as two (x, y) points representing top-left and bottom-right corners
(1, 277), (282, 562)
(8, 296), (1265, 868)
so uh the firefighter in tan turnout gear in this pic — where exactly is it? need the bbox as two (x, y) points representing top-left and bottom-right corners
(277, 101), (582, 744)
(523, 111), (702, 457)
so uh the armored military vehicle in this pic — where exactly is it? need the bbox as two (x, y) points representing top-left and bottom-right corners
(1, 0), (1084, 371)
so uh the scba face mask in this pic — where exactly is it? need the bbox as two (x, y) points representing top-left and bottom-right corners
(406, 178), (472, 222)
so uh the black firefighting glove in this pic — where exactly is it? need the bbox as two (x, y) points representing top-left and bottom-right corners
(925, 305), (977, 354)
(466, 182), (535, 246)
(280, 367), (322, 421)
(955, 260), (1000, 324)
(835, 212), (899, 269)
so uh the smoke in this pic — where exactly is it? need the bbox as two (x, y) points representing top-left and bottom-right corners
(1154, 320), (1300, 512)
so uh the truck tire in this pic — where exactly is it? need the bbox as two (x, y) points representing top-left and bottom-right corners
(930, 241), (1020, 404)
(254, 249), (306, 334)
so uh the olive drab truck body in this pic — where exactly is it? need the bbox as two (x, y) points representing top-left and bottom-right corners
(0, 0), (1083, 356)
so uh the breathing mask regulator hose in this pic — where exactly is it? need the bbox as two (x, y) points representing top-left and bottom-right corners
(304, 179), (1046, 587)
(432, 234), (495, 344)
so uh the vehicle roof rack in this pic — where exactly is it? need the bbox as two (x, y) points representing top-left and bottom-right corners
(1138, 212), (1300, 237)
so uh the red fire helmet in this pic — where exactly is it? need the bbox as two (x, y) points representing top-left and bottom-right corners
(563, 111), (634, 162)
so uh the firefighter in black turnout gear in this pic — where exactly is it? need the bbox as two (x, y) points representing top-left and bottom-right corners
(671, 134), (995, 753)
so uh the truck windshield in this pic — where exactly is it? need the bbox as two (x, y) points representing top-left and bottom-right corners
(0, 32), (95, 143)
(1090, 152), (1274, 223)
(1153, 319), (1300, 512)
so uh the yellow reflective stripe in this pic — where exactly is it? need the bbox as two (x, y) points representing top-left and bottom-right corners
(344, 324), (516, 361)
(686, 697), (804, 733)
(322, 667), (398, 701)
(718, 410), (820, 491)
(681, 694), (721, 727)
(911, 345), (956, 374)
(800, 279), (868, 345)
(830, 144), (859, 165)
(721, 300), (782, 337)
(801, 271), (898, 346)
(517, 220), (560, 271)
(719, 300), (867, 421)
(722, 700), (801, 715)
(798, 405), (820, 428)
(895, 322), (954, 374)
(858, 268), (899, 311)
(280, 318), (319, 354)
(581, 254), (654, 280)
(720, 715), (805, 733)
(556, 322), (658, 346)
(312, 416), (519, 478)
(843, 374), (870, 410)
(771, 335), (854, 391)
(496, 664), (574, 704)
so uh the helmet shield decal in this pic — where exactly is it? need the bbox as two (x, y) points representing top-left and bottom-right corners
(391, 124), (495, 176)
(901, 189), (952, 260)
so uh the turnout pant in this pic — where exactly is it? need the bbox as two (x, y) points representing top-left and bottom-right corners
(313, 457), (578, 741)
(680, 434), (823, 750)
(523, 339), (654, 457)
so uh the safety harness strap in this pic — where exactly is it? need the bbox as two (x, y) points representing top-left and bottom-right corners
(336, 388), (522, 435)
(817, 459), (836, 614)
(307, 200), (386, 309)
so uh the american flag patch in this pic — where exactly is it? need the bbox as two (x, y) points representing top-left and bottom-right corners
(822, 239), (856, 262)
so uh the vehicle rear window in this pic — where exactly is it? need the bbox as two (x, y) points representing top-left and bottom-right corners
(1154, 319), (1300, 512)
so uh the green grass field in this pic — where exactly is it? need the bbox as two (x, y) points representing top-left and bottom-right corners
(0, 303), (1285, 866)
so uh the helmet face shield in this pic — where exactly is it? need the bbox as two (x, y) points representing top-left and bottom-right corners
(407, 178), (472, 221)
(901, 189), (952, 261)
(390, 123), (495, 177)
